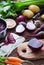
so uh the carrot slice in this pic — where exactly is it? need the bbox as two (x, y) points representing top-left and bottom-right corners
(7, 57), (24, 63)
(5, 60), (22, 65)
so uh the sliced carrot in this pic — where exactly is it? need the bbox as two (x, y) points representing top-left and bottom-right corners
(5, 60), (22, 65)
(7, 57), (24, 63)
(5, 60), (14, 64)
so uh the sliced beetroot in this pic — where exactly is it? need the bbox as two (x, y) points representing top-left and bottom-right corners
(19, 22), (26, 27)
(26, 22), (36, 30)
(7, 33), (16, 43)
(28, 38), (43, 51)
(4, 39), (9, 45)
(16, 24), (25, 33)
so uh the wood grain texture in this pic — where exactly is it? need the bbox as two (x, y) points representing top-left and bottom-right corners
(17, 41), (44, 60)
(7, 0), (44, 64)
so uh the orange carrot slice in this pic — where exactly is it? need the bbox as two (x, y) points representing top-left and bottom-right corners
(7, 57), (24, 63)
(5, 60), (22, 65)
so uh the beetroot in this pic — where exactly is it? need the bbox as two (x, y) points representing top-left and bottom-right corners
(16, 15), (26, 22)
(34, 24), (44, 34)
(4, 39), (9, 45)
(28, 38), (43, 51)
(7, 33), (16, 43)
(40, 24), (44, 30)
(35, 31), (44, 39)
(19, 22), (26, 27)
(16, 24), (25, 33)
(26, 22), (36, 30)
(27, 31), (44, 39)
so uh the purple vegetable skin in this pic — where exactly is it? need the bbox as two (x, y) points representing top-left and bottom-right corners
(7, 33), (16, 43)
(26, 31), (44, 39)
(19, 22), (26, 26)
(4, 39), (9, 45)
(34, 24), (44, 34)
(17, 15), (26, 22)
(34, 28), (40, 34)
(40, 24), (44, 30)
(35, 31), (44, 38)
(28, 38), (43, 51)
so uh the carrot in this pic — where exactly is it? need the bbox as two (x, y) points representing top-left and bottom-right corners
(5, 60), (22, 65)
(7, 57), (24, 63)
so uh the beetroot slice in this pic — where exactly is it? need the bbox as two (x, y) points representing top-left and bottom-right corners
(4, 39), (9, 45)
(28, 38), (43, 51)
(7, 33), (16, 43)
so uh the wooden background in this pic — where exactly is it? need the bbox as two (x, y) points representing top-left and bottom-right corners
(7, 27), (44, 65)
(3, 0), (44, 65)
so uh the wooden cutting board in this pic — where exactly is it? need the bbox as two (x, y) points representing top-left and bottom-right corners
(17, 40), (44, 60)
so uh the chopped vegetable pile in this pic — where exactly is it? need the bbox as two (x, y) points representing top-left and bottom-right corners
(0, 0), (44, 18)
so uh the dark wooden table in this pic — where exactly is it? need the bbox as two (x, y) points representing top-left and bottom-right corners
(7, 27), (44, 65)
(5, 0), (44, 65)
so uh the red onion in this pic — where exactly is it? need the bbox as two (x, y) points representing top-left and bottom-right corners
(26, 31), (44, 39)
(17, 15), (26, 22)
